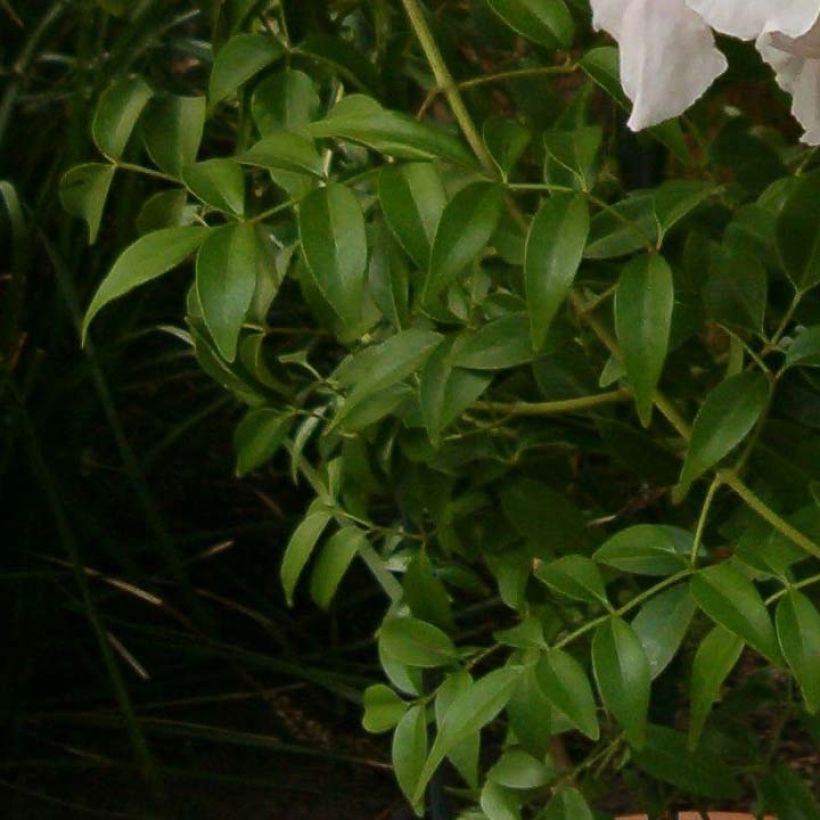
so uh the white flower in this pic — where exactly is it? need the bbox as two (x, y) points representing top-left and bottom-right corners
(685, 0), (819, 41)
(758, 19), (820, 144)
(591, 0), (727, 131)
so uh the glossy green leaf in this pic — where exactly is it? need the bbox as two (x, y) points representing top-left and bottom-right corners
(233, 407), (292, 477)
(543, 128), (602, 191)
(182, 159), (245, 216)
(426, 182), (505, 299)
(251, 68), (320, 134)
(435, 671), (479, 788)
(785, 325), (820, 369)
(308, 97), (474, 166)
(403, 550), (454, 632)
(539, 787), (594, 820)
(280, 508), (333, 606)
(142, 95), (205, 176)
(631, 584), (695, 679)
(59, 163), (115, 244)
(591, 617), (651, 748)
(135, 189), (190, 235)
(413, 667), (521, 804)
(392, 705), (427, 814)
(420, 338), (492, 444)
(776, 591), (820, 713)
(299, 184), (368, 326)
(480, 781), (520, 820)
(703, 246), (767, 334)
(584, 194), (658, 259)
(239, 132), (323, 177)
(488, 747), (553, 789)
(82, 226), (208, 342)
(633, 725), (740, 799)
(334, 329), (442, 427)
(379, 617), (458, 669)
(679, 371), (770, 492)
(196, 223), (274, 361)
(614, 254), (674, 426)
(777, 169), (820, 291)
(485, 0), (574, 48)
(362, 684), (407, 734)
(506, 667), (553, 758)
(209, 33), (284, 105)
(654, 180), (715, 239)
(450, 313), (534, 371)
(297, 34), (382, 97)
(535, 555), (608, 607)
(691, 563), (781, 663)
(688, 626), (744, 748)
(525, 193), (589, 350)
(593, 525), (692, 576)
(484, 117), (532, 179)
(309, 526), (366, 610)
(92, 76), (153, 158)
(379, 163), (447, 268)
(535, 648), (599, 740)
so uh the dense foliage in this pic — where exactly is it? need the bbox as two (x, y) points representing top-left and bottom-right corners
(6, 0), (820, 817)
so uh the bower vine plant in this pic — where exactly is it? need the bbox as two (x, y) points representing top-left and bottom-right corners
(64, 0), (820, 816)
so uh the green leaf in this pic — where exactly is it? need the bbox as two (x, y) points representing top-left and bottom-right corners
(403, 550), (454, 632)
(484, 118), (531, 179)
(299, 184), (368, 326)
(543, 128), (602, 191)
(239, 132), (324, 177)
(196, 223), (274, 361)
(59, 163), (116, 244)
(633, 725), (740, 799)
(233, 407), (292, 477)
(363, 684), (408, 734)
(785, 325), (820, 369)
(136, 189), (191, 235)
(760, 763), (820, 820)
(82, 226), (208, 342)
(539, 787), (594, 820)
(392, 705), (428, 814)
(584, 194), (657, 259)
(688, 625), (744, 748)
(379, 617), (458, 668)
(209, 33), (284, 105)
(420, 338), (492, 444)
(379, 163), (447, 269)
(678, 371), (770, 492)
(309, 526), (366, 611)
(593, 525), (692, 576)
(525, 193), (589, 350)
(488, 747), (553, 789)
(480, 781), (520, 820)
(506, 667), (553, 758)
(308, 97), (474, 166)
(654, 180), (715, 239)
(591, 617), (651, 748)
(251, 68), (320, 134)
(485, 0), (574, 48)
(777, 168), (820, 291)
(280, 508), (333, 606)
(334, 329), (443, 428)
(691, 563), (782, 663)
(92, 76), (153, 159)
(435, 671), (480, 788)
(426, 182), (505, 299)
(535, 648), (599, 740)
(614, 254), (674, 426)
(703, 246), (767, 334)
(413, 667), (521, 804)
(535, 555), (608, 607)
(142, 95), (205, 177)
(494, 618), (546, 650)
(182, 159), (245, 216)
(297, 34), (382, 97)
(631, 584), (696, 679)
(776, 591), (820, 713)
(451, 313), (535, 371)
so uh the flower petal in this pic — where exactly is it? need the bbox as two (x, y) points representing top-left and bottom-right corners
(590, 0), (632, 38)
(619, 0), (727, 131)
(687, 0), (819, 40)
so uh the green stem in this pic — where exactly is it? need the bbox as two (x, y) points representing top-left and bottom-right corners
(690, 476), (722, 566)
(473, 389), (630, 417)
(766, 571), (820, 605)
(111, 159), (177, 183)
(400, 0), (496, 175)
(719, 470), (820, 560)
